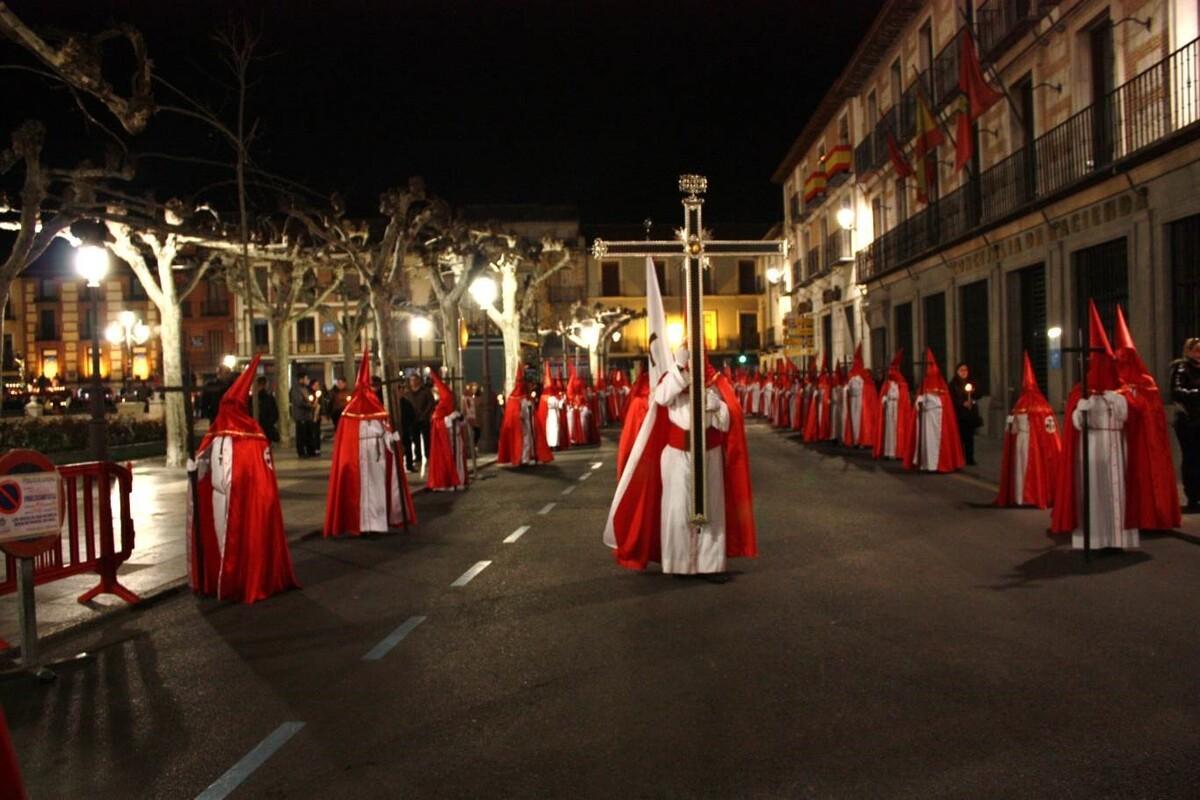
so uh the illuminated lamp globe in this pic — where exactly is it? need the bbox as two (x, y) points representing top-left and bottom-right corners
(221, 354), (238, 370)
(469, 275), (498, 308)
(611, 331), (622, 343)
(765, 265), (782, 285)
(132, 322), (151, 345)
(104, 322), (123, 345)
(409, 315), (432, 339)
(74, 245), (110, 287)
(1047, 326), (1063, 341)
(836, 206), (856, 231)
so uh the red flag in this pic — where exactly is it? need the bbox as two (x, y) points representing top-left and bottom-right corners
(913, 89), (945, 157)
(959, 30), (1003, 121)
(887, 130), (914, 178)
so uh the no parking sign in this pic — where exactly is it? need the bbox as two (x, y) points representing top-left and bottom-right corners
(0, 473), (62, 543)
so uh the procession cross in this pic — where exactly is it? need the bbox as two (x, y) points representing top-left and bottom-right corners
(591, 175), (788, 523)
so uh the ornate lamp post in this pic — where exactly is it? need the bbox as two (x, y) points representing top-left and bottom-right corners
(409, 315), (432, 368)
(75, 244), (110, 461)
(104, 309), (152, 398)
(469, 275), (498, 452)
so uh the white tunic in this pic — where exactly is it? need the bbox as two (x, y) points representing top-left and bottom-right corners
(881, 383), (900, 458)
(545, 396), (563, 448)
(1071, 392), (1137, 549)
(1007, 413), (1031, 506)
(914, 393), (944, 471)
(654, 370), (731, 574)
(748, 384), (762, 416)
(519, 398), (535, 464)
(846, 376), (864, 442)
(358, 420), (391, 532)
(830, 385), (845, 441)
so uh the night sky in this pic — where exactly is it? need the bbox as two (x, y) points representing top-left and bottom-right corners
(5, 0), (882, 227)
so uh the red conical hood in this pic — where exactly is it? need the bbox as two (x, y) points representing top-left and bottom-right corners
(542, 361), (553, 391)
(889, 347), (905, 372)
(1087, 300), (1118, 392)
(918, 348), (949, 395)
(1021, 351), (1039, 393)
(211, 354), (263, 436)
(1113, 304), (1154, 389)
(851, 342), (864, 373)
(1013, 350), (1052, 415)
(510, 362), (527, 397)
(343, 349), (388, 419)
(430, 369), (456, 416)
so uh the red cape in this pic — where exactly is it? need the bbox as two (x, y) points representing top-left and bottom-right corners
(906, 349), (964, 472)
(323, 350), (415, 536)
(873, 350), (915, 462)
(0, 706), (26, 800)
(803, 355), (832, 442)
(606, 367), (756, 571)
(843, 344), (881, 447)
(427, 371), (469, 490)
(189, 354), (299, 604)
(1051, 301), (1122, 533)
(498, 363), (553, 465)
(617, 371), (650, 478)
(1114, 306), (1180, 530)
(995, 352), (1061, 508)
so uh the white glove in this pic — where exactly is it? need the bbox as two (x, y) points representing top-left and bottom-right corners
(1075, 397), (1092, 412)
(674, 345), (690, 369)
(705, 387), (722, 412)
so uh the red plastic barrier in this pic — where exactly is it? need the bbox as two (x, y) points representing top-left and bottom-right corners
(0, 461), (141, 605)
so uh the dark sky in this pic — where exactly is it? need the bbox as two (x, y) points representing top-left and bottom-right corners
(5, 0), (882, 227)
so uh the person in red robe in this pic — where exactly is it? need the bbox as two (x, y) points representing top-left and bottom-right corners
(593, 370), (609, 428)
(995, 352), (1061, 508)
(1052, 301), (1123, 537)
(498, 363), (553, 466)
(610, 368), (631, 422)
(534, 362), (568, 452)
(323, 350), (416, 537)
(874, 349), (915, 462)
(843, 343), (881, 448)
(1114, 305), (1181, 530)
(426, 369), (469, 491)
(0, 706), (26, 800)
(187, 354), (299, 604)
(908, 349), (965, 473)
(803, 353), (832, 442)
(565, 362), (596, 445)
(616, 368), (650, 478)
(604, 352), (756, 576)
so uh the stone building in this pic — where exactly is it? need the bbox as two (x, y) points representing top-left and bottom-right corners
(774, 0), (1200, 434)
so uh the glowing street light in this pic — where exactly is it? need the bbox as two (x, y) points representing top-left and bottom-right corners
(75, 244), (110, 460)
(468, 275), (499, 452)
(409, 315), (432, 366)
(222, 354), (238, 370)
(106, 310), (154, 396)
(469, 274), (498, 308)
(667, 320), (685, 350)
(836, 205), (856, 232)
(1047, 326), (1063, 340)
(765, 265), (783, 285)
(611, 331), (622, 343)
(74, 245), (110, 287)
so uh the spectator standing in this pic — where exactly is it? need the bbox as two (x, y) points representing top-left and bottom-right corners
(289, 370), (312, 457)
(329, 377), (349, 429)
(397, 379), (418, 471)
(1170, 337), (1200, 513)
(308, 378), (325, 457)
(408, 372), (435, 469)
(255, 376), (280, 442)
(948, 362), (982, 466)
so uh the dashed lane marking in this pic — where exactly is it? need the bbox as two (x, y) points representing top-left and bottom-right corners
(195, 722), (305, 800)
(363, 616), (427, 661)
(538, 502), (556, 515)
(590, 462), (603, 470)
(503, 525), (530, 544)
(451, 560), (493, 587)
(578, 472), (592, 482)
(561, 485), (576, 496)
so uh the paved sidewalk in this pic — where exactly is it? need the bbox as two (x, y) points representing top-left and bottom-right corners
(0, 437), (493, 647)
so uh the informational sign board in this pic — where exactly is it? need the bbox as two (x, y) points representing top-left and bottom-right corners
(784, 313), (815, 356)
(0, 472), (63, 544)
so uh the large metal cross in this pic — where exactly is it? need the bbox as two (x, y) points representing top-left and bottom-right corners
(591, 174), (787, 524)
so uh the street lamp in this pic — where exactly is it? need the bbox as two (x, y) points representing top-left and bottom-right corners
(221, 354), (238, 370)
(611, 331), (622, 343)
(765, 265), (783, 285)
(75, 244), (110, 461)
(468, 275), (498, 452)
(409, 315), (432, 366)
(836, 204), (856, 232)
(105, 310), (152, 397)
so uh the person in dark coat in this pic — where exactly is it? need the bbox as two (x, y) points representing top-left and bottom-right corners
(289, 370), (312, 457)
(408, 372), (435, 468)
(397, 380), (419, 471)
(1170, 337), (1200, 512)
(948, 362), (982, 466)
(255, 376), (280, 442)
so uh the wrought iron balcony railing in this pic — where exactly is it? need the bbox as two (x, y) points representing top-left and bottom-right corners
(858, 37), (1200, 283)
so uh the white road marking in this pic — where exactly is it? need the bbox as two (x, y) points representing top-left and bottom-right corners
(590, 462), (603, 470)
(451, 560), (492, 587)
(503, 525), (531, 543)
(362, 616), (427, 661)
(578, 471), (591, 481)
(538, 502), (556, 515)
(561, 485), (576, 496)
(196, 722), (305, 800)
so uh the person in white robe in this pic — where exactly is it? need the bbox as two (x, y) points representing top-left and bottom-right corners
(657, 347), (730, 575)
(881, 382), (902, 458)
(545, 393), (564, 448)
(1072, 391), (1137, 549)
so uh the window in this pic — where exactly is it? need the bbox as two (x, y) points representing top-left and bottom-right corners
(38, 309), (57, 340)
(739, 312), (760, 351)
(870, 327), (887, 376)
(866, 90), (878, 130)
(181, 300), (192, 318)
(128, 276), (148, 300)
(601, 261), (621, 296)
(872, 196), (885, 237)
(702, 266), (713, 295)
(895, 301), (914, 383)
(297, 317), (316, 345)
(2, 334), (14, 369)
(923, 292), (947, 371)
(1171, 215), (1200, 354)
(789, 192), (801, 222)
(838, 113), (850, 145)
(1088, 14), (1115, 167)
(2, 297), (14, 320)
(737, 260), (757, 294)
(1011, 263), (1048, 398)
(821, 313), (834, 361)
(959, 280), (990, 396)
(1073, 238), (1128, 342)
(40, 348), (59, 380)
(36, 279), (59, 302)
(208, 330), (224, 364)
(83, 307), (97, 339)
(253, 320), (270, 349)
(843, 305), (856, 354)
(895, 178), (908, 224)
(918, 20), (933, 73)
(204, 281), (228, 316)
(654, 260), (667, 295)
(890, 58), (902, 106)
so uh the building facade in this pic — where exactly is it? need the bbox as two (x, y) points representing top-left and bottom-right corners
(775, 0), (1200, 434)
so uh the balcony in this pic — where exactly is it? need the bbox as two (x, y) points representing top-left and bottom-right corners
(547, 285), (585, 304)
(976, 0), (1038, 64)
(857, 38), (1200, 283)
(824, 229), (853, 270)
(201, 300), (229, 316)
(799, 246), (826, 286)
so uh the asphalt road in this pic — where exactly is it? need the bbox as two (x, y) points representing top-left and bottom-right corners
(4, 423), (1200, 799)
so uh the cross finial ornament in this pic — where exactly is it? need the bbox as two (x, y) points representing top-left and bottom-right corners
(590, 175), (787, 524)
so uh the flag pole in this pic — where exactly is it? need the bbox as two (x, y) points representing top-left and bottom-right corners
(955, 5), (1028, 136)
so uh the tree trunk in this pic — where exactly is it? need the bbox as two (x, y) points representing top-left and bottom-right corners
(272, 317), (293, 446)
(588, 346), (600, 382)
(372, 302), (403, 428)
(439, 299), (462, 389)
(340, 319), (357, 382)
(159, 309), (188, 467)
(498, 316), (521, 392)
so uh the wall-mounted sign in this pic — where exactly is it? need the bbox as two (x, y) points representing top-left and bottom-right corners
(0, 472), (62, 544)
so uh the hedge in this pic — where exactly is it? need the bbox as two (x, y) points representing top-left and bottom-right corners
(0, 416), (166, 454)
